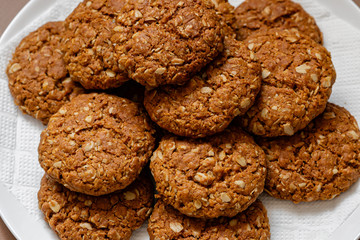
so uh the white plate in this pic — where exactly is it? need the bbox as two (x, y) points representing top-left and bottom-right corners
(0, 0), (56, 46)
(1, 1), (360, 240)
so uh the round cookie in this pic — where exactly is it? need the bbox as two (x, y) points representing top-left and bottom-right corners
(6, 21), (85, 124)
(233, 0), (323, 44)
(258, 103), (360, 203)
(63, 0), (224, 88)
(238, 29), (336, 137)
(62, 2), (130, 90)
(38, 173), (153, 240)
(144, 35), (261, 138)
(150, 125), (266, 218)
(38, 93), (156, 196)
(148, 199), (270, 240)
(118, 0), (224, 87)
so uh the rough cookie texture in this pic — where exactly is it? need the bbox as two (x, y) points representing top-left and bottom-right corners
(144, 35), (261, 138)
(38, 93), (156, 196)
(233, 0), (323, 44)
(210, 0), (235, 27)
(6, 21), (84, 124)
(63, 0), (224, 88)
(258, 103), (360, 203)
(38, 173), (153, 240)
(148, 199), (270, 240)
(238, 30), (336, 137)
(62, 2), (130, 89)
(150, 126), (266, 218)
(119, 0), (224, 87)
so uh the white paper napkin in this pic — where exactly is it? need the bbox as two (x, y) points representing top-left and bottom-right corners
(0, 0), (360, 239)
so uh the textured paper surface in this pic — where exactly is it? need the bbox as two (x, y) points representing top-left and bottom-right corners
(0, 0), (360, 239)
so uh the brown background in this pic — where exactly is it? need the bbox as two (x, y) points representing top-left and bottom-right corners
(0, 0), (360, 239)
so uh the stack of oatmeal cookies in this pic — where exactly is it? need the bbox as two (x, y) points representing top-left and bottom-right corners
(5, 0), (360, 239)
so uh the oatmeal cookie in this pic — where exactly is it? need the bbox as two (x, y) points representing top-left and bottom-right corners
(38, 93), (156, 196)
(233, 0), (323, 44)
(144, 35), (261, 138)
(62, 2), (130, 90)
(63, 0), (224, 88)
(148, 199), (270, 240)
(258, 103), (360, 203)
(238, 29), (336, 137)
(210, 0), (235, 27)
(150, 125), (266, 218)
(6, 21), (84, 124)
(38, 173), (153, 240)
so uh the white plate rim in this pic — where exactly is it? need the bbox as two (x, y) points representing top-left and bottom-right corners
(1, 1), (360, 240)
(0, 0), (56, 46)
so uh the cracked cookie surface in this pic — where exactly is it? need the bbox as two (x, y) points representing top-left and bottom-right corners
(233, 0), (322, 44)
(63, 0), (224, 88)
(38, 93), (156, 196)
(148, 199), (270, 240)
(238, 29), (336, 137)
(258, 103), (360, 203)
(144, 35), (261, 138)
(150, 125), (266, 218)
(38, 173), (153, 240)
(62, 1), (131, 89)
(6, 21), (85, 124)
(211, 0), (235, 27)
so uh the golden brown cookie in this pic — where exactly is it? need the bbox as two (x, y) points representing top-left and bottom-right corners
(38, 173), (153, 240)
(150, 125), (266, 218)
(62, 1), (130, 90)
(233, 0), (323, 44)
(211, 0), (236, 27)
(238, 29), (336, 137)
(38, 93), (156, 196)
(144, 35), (261, 138)
(119, 0), (224, 88)
(63, 0), (224, 88)
(148, 199), (270, 240)
(6, 21), (85, 124)
(258, 103), (360, 203)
